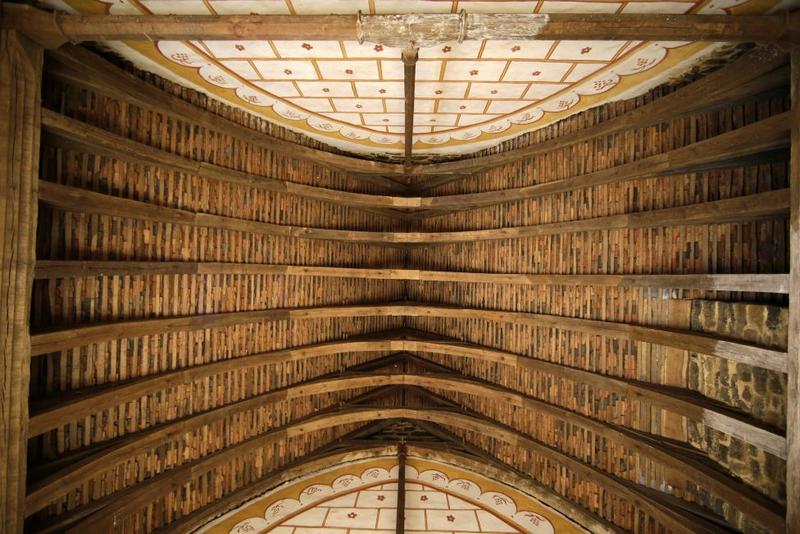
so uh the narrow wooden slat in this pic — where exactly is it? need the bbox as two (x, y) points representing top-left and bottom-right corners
(37, 179), (790, 245)
(29, 302), (789, 371)
(34, 260), (790, 293)
(61, 404), (729, 534)
(41, 109), (790, 214)
(28, 330), (780, 449)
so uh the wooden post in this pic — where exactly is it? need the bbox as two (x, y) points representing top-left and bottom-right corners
(787, 49), (800, 534)
(401, 47), (418, 170)
(0, 30), (42, 533)
(395, 441), (406, 534)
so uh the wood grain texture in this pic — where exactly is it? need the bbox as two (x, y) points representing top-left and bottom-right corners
(0, 30), (41, 534)
(26, 368), (783, 529)
(34, 259), (790, 293)
(786, 50), (800, 534)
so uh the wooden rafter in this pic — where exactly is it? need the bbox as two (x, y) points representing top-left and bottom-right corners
(28, 302), (789, 371)
(41, 404), (720, 533)
(40, 107), (791, 214)
(402, 47), (418, 170)
(25, 354), (784, 529)
(36, 178), (791, 245)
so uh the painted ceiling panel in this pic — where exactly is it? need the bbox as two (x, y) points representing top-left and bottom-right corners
(44, 0), (791, 155)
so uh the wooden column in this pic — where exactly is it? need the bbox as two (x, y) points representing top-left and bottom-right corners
(395, 441), (406, 534)
(788, 49), (800, 534)
(0, 30), (42, 533)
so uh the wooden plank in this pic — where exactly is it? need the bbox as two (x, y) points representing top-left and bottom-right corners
(36, 179), (790, 245)
(57, 405), (724, 534)
(40, 110), (412, 214)
(0, 30), (41, 534)
(44, 45), (407, 183)
(410, 47), (789, 179)
(28, 302), (789, 371)
(4, 6), (797, 48)
(33, 260), (791, 293)
(41, 108), (791, 214)
(25, 328), (785, 467)
(787, 49), (800, 534)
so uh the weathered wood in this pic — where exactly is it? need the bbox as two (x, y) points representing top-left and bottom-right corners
(411, 47), (789, 179)
(395, 441), (406, 534)
(29, 302), (788, 371)
(41, 108), (790, 214)
(28, 331), (783, 449)
(5, 5), (797, 48)
(34, 259), (790, 293)
(44, 46), (407, 184)
(0, 30), (41, 534)
(59, 405), (722, 534)
(402, 47), (418, 167)
(37, 179), (790, 245)
(787, 49), (800, 534)
(40, 110), (412, 214)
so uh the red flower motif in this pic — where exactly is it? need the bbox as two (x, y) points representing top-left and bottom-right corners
(379, 88), (387, 94)
(345, 69), (353, 74)
(420, 495), (429, 501)
(580, 46), (592, 54)
(459, 105), (466, 110)
(322, 87), (330, 93)
(382, 118), (389, 122)
(434, 89), (443, 95)
(355, 104), (363, 109)
(511, 45), (521, 52)
(447, 514), (456, 522)
(531, 70), (541, 76)
(347, 512), (358, 518)
(374, 44), (384, 52)
(235, 44), (245, 51)
(469, 69), (479, 76)
(376, 494), (386, 501)
(490, 89), (498, 95)
(283, 69), (292, 75)
(301, 43), (313, 50)
(442, 45), (452, 53)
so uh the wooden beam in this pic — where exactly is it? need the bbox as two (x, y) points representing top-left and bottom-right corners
(40, 110), (411, 215)
(24, 354), (785, 528)
(396, 441), (406, 534)
(34, 259), (790, 294)
(37, 179), (790, 245)
(787, 49), (800, 534)
(0, 30), (41, 534)
(55, 405), (726, 534)
(43, 45), (407, 183)
(4, 6), (797, 48)
(28, 302), (789, 371)
(26, 330), (783, 454)
(41, 108), (791, 215)
(408, 47), (789, 179)
(402, 47), (418, 169)
(413, 112), (790, 208)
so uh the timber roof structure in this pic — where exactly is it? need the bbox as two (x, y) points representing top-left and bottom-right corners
(0, 1), (798, 534)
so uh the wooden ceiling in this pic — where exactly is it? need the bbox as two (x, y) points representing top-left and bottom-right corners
(0, 4), (798, 534)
